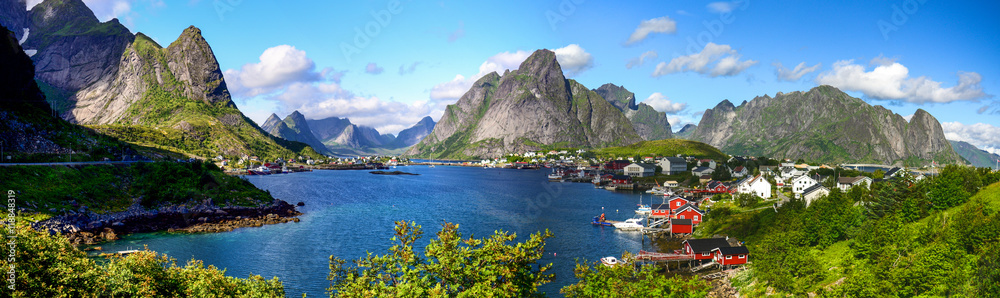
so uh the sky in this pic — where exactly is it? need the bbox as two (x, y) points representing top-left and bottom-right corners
(24, 0), (1000, 153)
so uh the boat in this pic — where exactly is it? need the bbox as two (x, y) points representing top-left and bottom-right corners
(635, 204), (652, 215)
(612, 218), (645, 231)
(429, 165), (435, 168)
(548, 169), (564, 181)
(591, 214), (614, 227)
(601, 256), (627, 267)
(604, 185), (617, 191)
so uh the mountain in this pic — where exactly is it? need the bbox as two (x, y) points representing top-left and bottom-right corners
(0, 0), (28, 40)
(406, 49), (642, 159)
(950, 140), (1000, 169)
(593, 139), (727, 160)
(263, 111), (332, 156)
(674, 124), (697, 139)
(0, 25), (137, 161)
(593, 83), (672, 141)
(689, 85), (962, 165)
(9, 0), (323, 160)
(394, 116), (436, 148)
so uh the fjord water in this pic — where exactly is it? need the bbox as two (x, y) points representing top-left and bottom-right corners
(97, 166), (655, 296)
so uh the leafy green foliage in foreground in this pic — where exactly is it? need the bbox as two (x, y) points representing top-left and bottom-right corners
(593, 139), (727, 160)
(1, 224), (284, 298)
(697, 165), (1000, 296)
(328, 221), (554, 297)
(561, 261), (710, 298)
(0, 161), (273, 215)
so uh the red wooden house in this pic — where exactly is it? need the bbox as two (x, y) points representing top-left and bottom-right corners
(682, 238), (731, 260)
(667, 197), (692, 212)
(651, 204), (672, 218)
(673, 204), (705, 225)
(670, 218), (693, 234)
(611, 175), (632, 184)
(605, 160), (631, 171)
(705, 180), (731, 193)
(712, 246), (749, 266)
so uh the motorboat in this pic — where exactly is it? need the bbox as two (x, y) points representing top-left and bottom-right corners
(612, 218), (644, 231)
(635, 204), (652, 215)
(601, 256), (627, 267)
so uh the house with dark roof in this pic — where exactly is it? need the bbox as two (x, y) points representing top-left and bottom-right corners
(837, 176), (873, 191)
(712, 246), (749, 266)
(670, 218), (693, 234)
(732, 166), (747, 178)
(693, 166), (715, 176)
(802, 184), (830, 207)
(683, 238), (731, 260)
(658, 157), (688, 175)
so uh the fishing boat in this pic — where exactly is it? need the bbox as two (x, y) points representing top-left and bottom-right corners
(604, 185), (617, 191)
(612, 218), (645, 231)
(601, 256), (626, 267)
(548, 169), (564, 181)
(635, 195), (652, 215)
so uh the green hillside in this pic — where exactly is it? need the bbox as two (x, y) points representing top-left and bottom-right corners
(696, 165), (1000, 296)
(592, 139), (727, 160)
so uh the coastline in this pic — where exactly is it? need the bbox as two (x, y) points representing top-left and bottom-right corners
(31, 199), (303, 245)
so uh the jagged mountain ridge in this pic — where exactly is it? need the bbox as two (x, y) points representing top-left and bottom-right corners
(689, 85), (962, 165)
(406, 49), (643, 159)
(262, 112), (436, 155)
(3, 0), (323, 160)
(949, 140), (1000, 169)
(674, 124), (697, 139)
(593, 83), (672, 141)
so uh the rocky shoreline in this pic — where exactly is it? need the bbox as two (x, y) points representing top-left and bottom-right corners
(32, 199), (303, 245)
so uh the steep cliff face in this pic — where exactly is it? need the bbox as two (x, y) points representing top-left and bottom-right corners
(593, 83), (672, 141)
(406, 49), (642, 159)
(0, 0), (29, 40)
(24, 0), (134, 94)
(689, 85), (962, 165)
(394, 116), (435, 148)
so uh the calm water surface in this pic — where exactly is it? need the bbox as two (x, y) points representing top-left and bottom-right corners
(97, 166), (659, 297)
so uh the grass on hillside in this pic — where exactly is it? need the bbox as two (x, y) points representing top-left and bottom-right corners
(593, 139), (727, 160)
(1, 161), (274, 215)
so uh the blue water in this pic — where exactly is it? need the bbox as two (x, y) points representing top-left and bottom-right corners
(96, 166), (657, 297)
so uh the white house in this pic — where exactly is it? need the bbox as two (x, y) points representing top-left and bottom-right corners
(802, 184), (830, 207)
(837, 176), (872, 191)
(699, 159), (717, 169)
(664, 180), (680, 187)
(781, 167), (806, 180)
(792, 175), (818, 198)
(732, 166), (748, 178)
(658, 157), (688, 175)
(736, 174), (772, 199)
(693, 167), (715, 177)
(624, 163), (656, 177)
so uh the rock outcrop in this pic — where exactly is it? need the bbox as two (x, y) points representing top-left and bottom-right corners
(593, 83), (673, 141)
(406, 49), (642, 159)
(689, 85), (963, 165)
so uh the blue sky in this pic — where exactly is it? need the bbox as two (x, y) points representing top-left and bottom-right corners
(27, 0), (1000, 152)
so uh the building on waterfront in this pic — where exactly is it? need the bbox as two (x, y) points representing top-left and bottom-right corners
(624, 163), (656, 177)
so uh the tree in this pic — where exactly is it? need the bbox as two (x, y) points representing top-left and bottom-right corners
(712, 166), (731, 181)
(561, 261), (710, 297)
(328, 221), (554, 297)
(734, 193), (759, 207)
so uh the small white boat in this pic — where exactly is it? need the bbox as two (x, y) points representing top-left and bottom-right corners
(601, 256), (626, 267)
(613, 218), (644, 231)
(429, 165), (435, 168)
(635, 205), (652, 215)
(604, 185), (617, 191)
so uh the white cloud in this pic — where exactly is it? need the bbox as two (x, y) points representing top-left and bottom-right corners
(626, 50), (658, 69)
(625, 16), (677, 45)
(642, 92), (687, 114)
(652, 42), (757, 77)
(398, 62), (420, 75)
(707, 1), (737, 13)
(553, 44), (594, 76)
(942, 122), (1000, 155)
(365, 63), (384, 75)
(816, 60), (991, 104)
(429, 50), (532, 101)
(225, 46), (434, 134)
(774, 61), (821, 82)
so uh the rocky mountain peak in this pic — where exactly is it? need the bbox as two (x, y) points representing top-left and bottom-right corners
(715, 99), (736, 111)
(165, 25), (233, 107)
(594, 83), (637, 111)
(513, 49), (566, 92)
